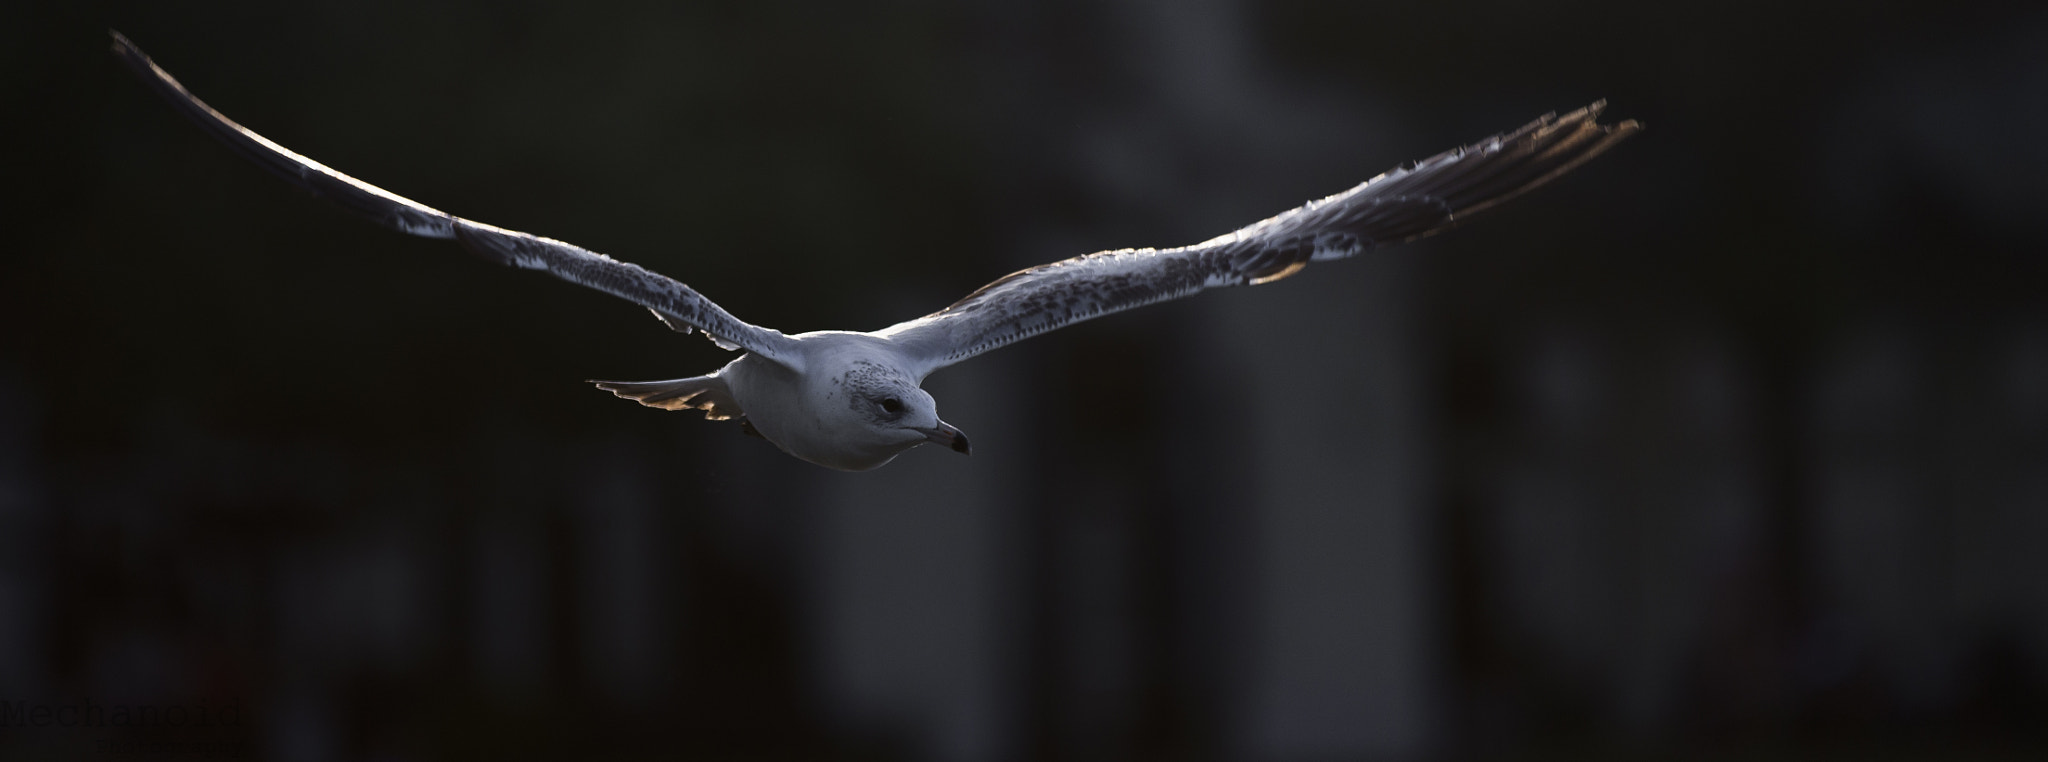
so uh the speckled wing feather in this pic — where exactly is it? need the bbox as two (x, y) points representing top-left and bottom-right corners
(111, 32), (801, 367)
(879, 103), (1639, 376)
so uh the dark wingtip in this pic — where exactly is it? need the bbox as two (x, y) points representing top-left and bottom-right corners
(108, 30), (152, 73)
(108, 31), (163, 85)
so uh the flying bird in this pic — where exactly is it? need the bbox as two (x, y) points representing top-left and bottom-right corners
(112, 31), (1639, 471)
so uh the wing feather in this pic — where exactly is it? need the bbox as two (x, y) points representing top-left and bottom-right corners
(879, 103), (1639, 376)
(111, 31), (801, 368)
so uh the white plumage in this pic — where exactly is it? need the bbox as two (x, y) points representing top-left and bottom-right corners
(113, 31), (1638, 471)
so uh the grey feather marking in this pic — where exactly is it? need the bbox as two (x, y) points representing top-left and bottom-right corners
(879, 103), (1639, 375)
(111, 31), (799, 367)
(838, 361), (911, 423)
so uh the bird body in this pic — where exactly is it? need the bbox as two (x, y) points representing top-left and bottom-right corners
(717, 333), (962, 471)
(581, 333), (966, 471)
(112, 31), (1637, 471)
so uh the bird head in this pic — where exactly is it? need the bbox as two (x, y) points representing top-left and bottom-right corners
(813, 359), (970, 470)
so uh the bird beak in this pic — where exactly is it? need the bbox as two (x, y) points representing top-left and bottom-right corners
(918, 422), (972, 455)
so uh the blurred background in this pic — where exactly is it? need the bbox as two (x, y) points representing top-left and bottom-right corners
(5, 0), (2046, 759)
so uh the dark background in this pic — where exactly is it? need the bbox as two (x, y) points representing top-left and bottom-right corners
(6, 0), (2046, 759)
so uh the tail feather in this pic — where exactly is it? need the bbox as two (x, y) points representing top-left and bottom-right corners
(590, 374), (743, 420)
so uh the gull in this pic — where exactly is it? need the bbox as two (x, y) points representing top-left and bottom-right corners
(112, 32), (1639, 471)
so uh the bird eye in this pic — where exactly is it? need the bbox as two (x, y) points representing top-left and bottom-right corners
(880, 397), (904, 414)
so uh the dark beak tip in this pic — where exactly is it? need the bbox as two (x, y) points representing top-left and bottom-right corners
(951, 436), (972, 455)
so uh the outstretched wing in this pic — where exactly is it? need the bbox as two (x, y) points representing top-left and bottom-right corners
(111, 31), (802, 368)
(878, 103), (1639, 376)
